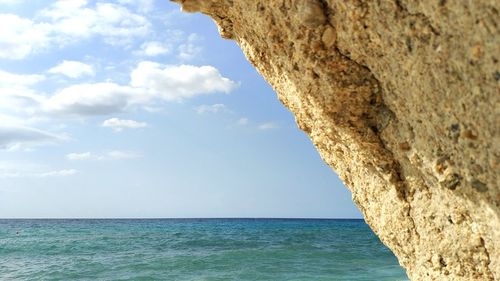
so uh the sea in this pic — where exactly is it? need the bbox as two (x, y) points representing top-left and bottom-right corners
(0, 219), (408, 280)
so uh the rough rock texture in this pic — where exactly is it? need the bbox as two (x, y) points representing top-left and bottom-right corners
(172, 1), (499, 280)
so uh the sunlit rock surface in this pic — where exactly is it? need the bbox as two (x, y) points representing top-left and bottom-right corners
(172, 1), (499, 280)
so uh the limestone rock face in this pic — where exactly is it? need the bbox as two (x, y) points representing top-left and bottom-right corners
(172, 1), (499, 280)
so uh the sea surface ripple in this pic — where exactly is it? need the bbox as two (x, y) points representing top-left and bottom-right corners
(0, 219), (408, 280)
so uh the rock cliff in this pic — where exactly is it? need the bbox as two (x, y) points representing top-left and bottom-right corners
(172, 0), (499, 280)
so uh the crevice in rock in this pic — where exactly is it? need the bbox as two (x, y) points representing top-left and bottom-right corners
(481, 237), (493, 276)
(394, 0), (441, 35)
(319, 0), (423, 258)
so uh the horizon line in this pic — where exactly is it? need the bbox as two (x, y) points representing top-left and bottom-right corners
(0, 217), (364, 220)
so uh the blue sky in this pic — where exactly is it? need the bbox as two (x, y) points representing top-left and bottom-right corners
(0, 0), (362, 219)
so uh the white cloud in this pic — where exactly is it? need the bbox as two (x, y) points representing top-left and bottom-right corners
(66, 152), (95, 161)
(102, 118), (149, 132)
(117, 0), (154, 13)
(40, 1), (151, 45)
(142, 106), (163, 113)
(0, 114), (32, 127)
(136, 41), (170, 57)
(66, 150), (141, 161)
(131, 61), (237, 101)
(0, 125), (64, 150)
(0, 70), (47, 116)
(107, 150), (141, 160)
(37, 169), (77, 177)
(258, 122), (279, 130)
(237, 117), (249, 125)
(0, 71), (66, 151)
(0, 14), (51, 59)
(195, 104), (227, 114)
(0, 169), (77, 178)
(0, 161), (37, 177)
(0, 163), (77, 178)
(0, 1), (151, 59)
(178, 43), (201, 60)
(0, 0), (23, 4)
(48, 60), (95, 78)
(0, 91), (41, 116)
(0, 70), (45, 87)
(41, 0), (88, 16)
(231, 118), (279, 130)
(1, 62), (235, 119)
(178, 34), (202, 60)
(43, 82), (139, 117)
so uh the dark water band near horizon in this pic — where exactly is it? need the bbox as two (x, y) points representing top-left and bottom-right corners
(0, 219), (408, 280)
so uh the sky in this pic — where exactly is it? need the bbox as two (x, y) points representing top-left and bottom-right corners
(0, 0), (362, 219)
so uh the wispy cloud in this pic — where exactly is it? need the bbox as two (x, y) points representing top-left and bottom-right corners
(0, 70), (45, 86)
(231, 118), (280, 131)
(37, 169), (77, 178)
(102, 118), (149, 132)
(0, 169), (78, 178)
(0, 125), (66, 150)
(135, 41), (170, 57)
(66, 152), (95, 161)
(66, 150), (142, 161)
(237, 117), (249, 126)
(177, 33), (202, 61)
(48, 60), (95, 79)
(0, 161), (77, 178)
(195, 104), (227, 114)
(258, 122), (279, 130)
(0, 0), (24, 5)
(0, 70), (47, 116)
(106, 150), (141, 160)
(117, 0), (155, 14)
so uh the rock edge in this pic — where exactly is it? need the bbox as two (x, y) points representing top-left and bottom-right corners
(172, 1), (499, 280)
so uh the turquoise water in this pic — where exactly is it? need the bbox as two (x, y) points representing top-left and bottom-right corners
(0, 219), (408, 280)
